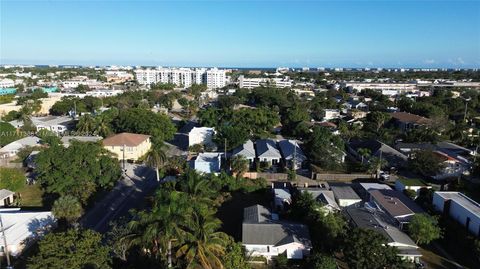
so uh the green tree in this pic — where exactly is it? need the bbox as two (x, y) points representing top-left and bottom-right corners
(145, 143), (167, 182)
(222, 238), (251, 269)
(28, 229), (111, 269)
(113, 108), (176, 144)
(367, 111), (391, 133)
(305, 126), (345, 170)
(52, 195), (83, 226)
(408, 214), (442, 245)
(357, 147), (371, 164)
(308, 253), (337, 269)
(35, 141), (121, 204)
(76, 114), (96, 134)
(343, 228), (406, 269)
(231, 155), (249, 179)
(408, 150), (445, 177)
(215, 125), (249, 151)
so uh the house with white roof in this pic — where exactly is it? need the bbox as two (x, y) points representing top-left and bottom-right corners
(242, 204), (312, 260)
(300, 188), (340, 212)
(433, 192), (480, 236)
(10, 116), (75, 135)
(188, 127), (215, 148)
(0, 136), (41, 158)
(194, 152), (222, 174)
(0, 208), (55, 257)
(256, 139), (282, 166)
(61, 136), (102, 148)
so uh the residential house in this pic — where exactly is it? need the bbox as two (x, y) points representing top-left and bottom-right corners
(242, 204), (312, 260)
(0, 136), (41, 159)
(348, 139), (408, 168)
(273, 188), (291, 211)
(231, 140), (256, 167)
(357, 183), (392, 200)
(391, 112), (431, 132)
(369, 189), (424, 228)
(395, 178), (431, 196)
(433, 192), (480, 236)
(0, 208), (55, 257)
(193, 152), (222, 174)
(346, 207), (421, 262)
(0, 189), (15, 206)
(331, 185), (362, 207)
(102, 133), (151, 161)
(188, 127), (215, 147)
(10, 116), (75, 135)
(256, 139), (282, 166)
(300, 188), (340, 212)
(278, 140), (307, 169)
(323, 109), (341, 121)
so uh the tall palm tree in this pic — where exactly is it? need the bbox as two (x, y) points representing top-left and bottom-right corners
(176, 209), (228, 269)
(126, 191), (190, 266)
(178, 169), (214, 203)
(145, 144), (167, 182)
(357, 148), (371, 164)
(52, 195), (83, 228)
(76, 114), (96, 134)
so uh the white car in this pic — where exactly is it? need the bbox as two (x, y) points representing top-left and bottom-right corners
(379, 171), (390, 181)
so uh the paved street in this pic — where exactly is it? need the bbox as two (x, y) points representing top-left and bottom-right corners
(80, 163), (159, 233)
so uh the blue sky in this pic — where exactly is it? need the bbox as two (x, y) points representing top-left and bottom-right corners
(1, 0), (479, 68)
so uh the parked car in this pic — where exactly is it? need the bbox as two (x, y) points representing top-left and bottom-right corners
(379, 171), (390, 181)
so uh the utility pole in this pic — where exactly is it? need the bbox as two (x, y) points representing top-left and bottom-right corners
(122, 144), (126, 173)
(0, 214), (12, 269)
(224, 138), (229, 170)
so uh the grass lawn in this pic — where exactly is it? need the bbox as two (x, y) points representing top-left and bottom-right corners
(17, 184), (45, 208)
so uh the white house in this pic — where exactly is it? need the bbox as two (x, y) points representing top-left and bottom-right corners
(0, 136), (41, 158)
(193, 152), (222, 174)
(188, 127), (215, 147)
(331, 186), (362, 207)
(433, 192), (480, 236)
(278, 139), (307, 169)
(256, 139), (282, 165)
(323, 109), (341, 120)
(242, 205), (312, 260)
(0, 189), (15, 207)
(0, 79), (15, 88)
(0, 208), (55, 257)
(300, 188), (340, 212)
(10, 116), (75, 135)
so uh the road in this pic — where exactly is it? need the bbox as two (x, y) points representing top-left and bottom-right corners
(80, 163), (159, 233)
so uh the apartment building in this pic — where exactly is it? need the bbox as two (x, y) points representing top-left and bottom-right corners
(238, 75), (292, 89)
(134, 67), (226, 89)
(0, 78), (15, 88)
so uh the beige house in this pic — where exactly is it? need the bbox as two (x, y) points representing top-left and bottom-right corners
(102, 133), (151, 161)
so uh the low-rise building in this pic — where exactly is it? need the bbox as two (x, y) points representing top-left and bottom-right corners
(60, 136), (103, 148)
(433, 192), (480, 236)
(331, 185), (362, 207)
(193, 152), (222, 174)
(278, 139), (307, 169)
(102, 133), (151, 161)
(0, 189), (15, 206)
(395, 178), (431, 196)
(273, 188), (291, 211)
(369, 189), (424, 228)
(231, 140), (256, 167)
(238, 75), (292, 89)
(0, 136), (41, 159)
(300, 188), (340, 212)
(188, 127), (215, 148)
(348, 139), (408, 168)
(10, 116), (75, 135)
(256, 139), (282, 166)
(242, 204), (312, 260)
(0, 208), (56, 257)
(323, 109), (341, 120)
(346, 207), (421, 262)
(391, 112), (431, 132)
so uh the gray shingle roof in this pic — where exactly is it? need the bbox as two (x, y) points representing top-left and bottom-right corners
(255, 139), (282, 159)
(278, 139), (306, 162)
(232, 140), (256, 159)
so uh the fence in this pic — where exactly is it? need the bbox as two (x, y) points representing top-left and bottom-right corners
(313, 173), (373, 182)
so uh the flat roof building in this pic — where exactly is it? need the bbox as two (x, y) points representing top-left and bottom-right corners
(433, 192), (480, 236)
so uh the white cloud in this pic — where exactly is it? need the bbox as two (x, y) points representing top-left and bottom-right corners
(423, 59), (435, 64)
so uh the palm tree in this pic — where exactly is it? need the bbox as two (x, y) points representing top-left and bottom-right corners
(76, 114), (96, 134)
(52, 195), (83, 227)
(176, 209), (228, 269)
(94, 116), (112, 138)
(230, 155), (249, 179)
(145, 143), (167, 182)
(357, 148), (371, 164)
(126, 191), (190, 266)
(178, 170), (214, 203)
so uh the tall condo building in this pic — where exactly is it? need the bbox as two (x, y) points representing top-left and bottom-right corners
(134, 67), (226, 89)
